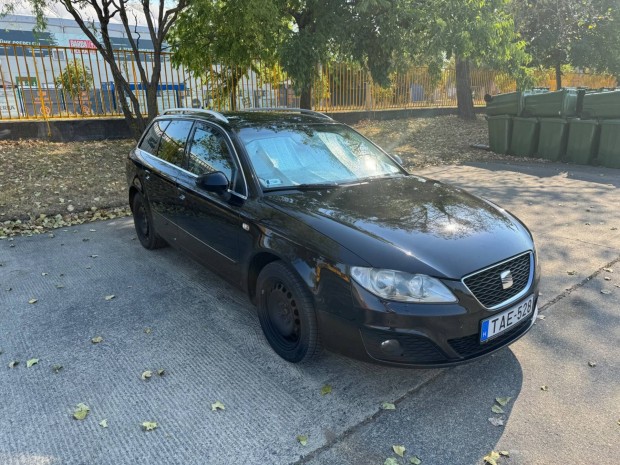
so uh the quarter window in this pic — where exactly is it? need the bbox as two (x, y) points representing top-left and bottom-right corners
(157, 119), (193, 167)
(138, 120), (169, 155)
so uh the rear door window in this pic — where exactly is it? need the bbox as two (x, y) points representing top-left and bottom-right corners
(157, 119), (194, 168)
(138, 119), (169, 155)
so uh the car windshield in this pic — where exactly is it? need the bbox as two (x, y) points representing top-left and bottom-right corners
(237, 123), (403, 190)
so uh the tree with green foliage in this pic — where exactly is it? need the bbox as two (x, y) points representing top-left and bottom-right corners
(171, 0), (407, 110)
(403, 0), (528, 119)
(169, 0), (284, 110)
(2, 1), (189, 139)
(55, 60), (94, 114)
(514, 0), (614, 89)
(569, 0), (620, 84)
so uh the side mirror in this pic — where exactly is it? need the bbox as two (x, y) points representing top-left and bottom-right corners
(196, 171), (229, 194)
(391, 154), (403, 165)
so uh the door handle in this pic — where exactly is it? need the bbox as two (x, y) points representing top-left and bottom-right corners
(144, 169), (151, 181)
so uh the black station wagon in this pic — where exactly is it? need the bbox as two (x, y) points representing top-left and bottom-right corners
(126, 108), (540, 366)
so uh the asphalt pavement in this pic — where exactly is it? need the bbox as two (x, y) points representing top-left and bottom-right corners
(1, 160), (619, 465)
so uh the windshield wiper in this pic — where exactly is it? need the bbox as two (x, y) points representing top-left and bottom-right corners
(264, 182), (342, 192)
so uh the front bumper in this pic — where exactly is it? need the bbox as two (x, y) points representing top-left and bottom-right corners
(316, 270), (540, 368)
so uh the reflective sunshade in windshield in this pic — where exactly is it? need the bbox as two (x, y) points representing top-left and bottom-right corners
(238, 124), (402, 189)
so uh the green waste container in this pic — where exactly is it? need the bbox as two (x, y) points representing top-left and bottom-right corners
(487, 115), (513, 154)
(510, 117), (539, 157)
(522, 89), (579, 118)
(597, 120), (620, 169)
(581, 91), (620, 119)
(537, 118), (569, 161)
(486, 92), (523, 116)
(565, 119), (599, 165)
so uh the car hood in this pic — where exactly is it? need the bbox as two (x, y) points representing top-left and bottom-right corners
(263, 176), (534, 279)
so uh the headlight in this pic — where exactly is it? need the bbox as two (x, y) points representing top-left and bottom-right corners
(350, 267), (457, 303)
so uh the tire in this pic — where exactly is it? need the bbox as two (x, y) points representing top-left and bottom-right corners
(131, 191), (166, 250)
(256, 261), (322, 363)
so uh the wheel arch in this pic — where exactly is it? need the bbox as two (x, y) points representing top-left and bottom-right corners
(247, 249), (318, 305)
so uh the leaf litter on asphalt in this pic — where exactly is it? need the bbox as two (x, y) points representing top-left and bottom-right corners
(73, 403), (90, 420)
(211, 401), (225, 411)
(26, 358), (39, 368)
(91, 336), (103, 344)
(381, 402), (396, 410)
(296, 434), (308, 446)
(392, 445), (406, 457)
(321, 384), (332, 395)
(142, 421), (157, 431)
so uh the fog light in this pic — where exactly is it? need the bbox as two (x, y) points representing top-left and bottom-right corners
(380, 339), (402, 356)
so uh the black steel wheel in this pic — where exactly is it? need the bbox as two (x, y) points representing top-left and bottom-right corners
(256, 261), (321, 362)
(131, 191), (166, 250)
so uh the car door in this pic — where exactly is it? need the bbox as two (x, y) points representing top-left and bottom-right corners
(137, 118), (194, 243)
(175, 121), (246, 283)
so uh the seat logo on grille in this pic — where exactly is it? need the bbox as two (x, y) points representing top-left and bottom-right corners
(500, 270), (513, 289)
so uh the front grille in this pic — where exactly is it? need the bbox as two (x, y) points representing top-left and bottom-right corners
(463, 253), (532, 308)
(448, 312), (534, 358)
(361, 328), (447, 364)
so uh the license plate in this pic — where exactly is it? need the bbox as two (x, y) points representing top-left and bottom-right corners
(480, 294), (535, 342)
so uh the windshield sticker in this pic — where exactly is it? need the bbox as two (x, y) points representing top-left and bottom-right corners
(265, 178), (283, 186)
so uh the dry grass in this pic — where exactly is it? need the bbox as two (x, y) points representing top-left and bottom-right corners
(0, 115), (535, 237)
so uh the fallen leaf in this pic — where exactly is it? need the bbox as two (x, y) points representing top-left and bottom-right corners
(56, 284), (64, 289)
(381, 402), (396, 410)
(52, 364), (63, 373)
(90, 255), (98, 258)
(142, 421), (157, 431)
(588, 361), (597, 367)
(393, 445), (406, 457)
(296, 434), (308, 446)
(410, 457), (422, 465)
(601, 290), (611, 295)
(144, 327), (152, 334)
(8, 360), (18, 368)
(488, 417), (504, 427)
(604, 268), (614, 273)
(537, 315), (546, 320)
(73, 403), (90, 420)
(91, 336), (103, 344)
(495, 397), (511, 406)
(567, 270), (576, 275)
(104, 295), (115, 301)
(28, 298), (38, 304)
(141, 370), (152, 380)
(491, 405), (504, 414)
(99, 419), (108, 428)
(384, 458), (398, 465)
(26, 358), (39, 368)
(157, 369), (165, 376)
(483, 451), (501, 465)
(499, 451), (510, 457)
(321, 384), (332, 395)
(211, 401), (225, 411)
(41, 272), (48, 276)
(604, 277), (611, 281)
(541, 385), (549, 391)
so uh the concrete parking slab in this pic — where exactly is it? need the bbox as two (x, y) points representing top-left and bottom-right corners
(1, 160), (619, 465)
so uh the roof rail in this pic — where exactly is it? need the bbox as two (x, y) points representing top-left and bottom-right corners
(244, 107), (333, 121)
(161, 108), (229, 124)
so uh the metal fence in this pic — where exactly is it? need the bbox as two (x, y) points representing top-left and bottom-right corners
(0, 43), (617, 120)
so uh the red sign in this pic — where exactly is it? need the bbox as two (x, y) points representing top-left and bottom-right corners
(69, 39), (97, 50)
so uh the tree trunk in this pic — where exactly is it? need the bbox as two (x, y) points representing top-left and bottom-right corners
(455, 56), (475, 120)
(555, 63), (562, 90)
(300, 84), (312, 109)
